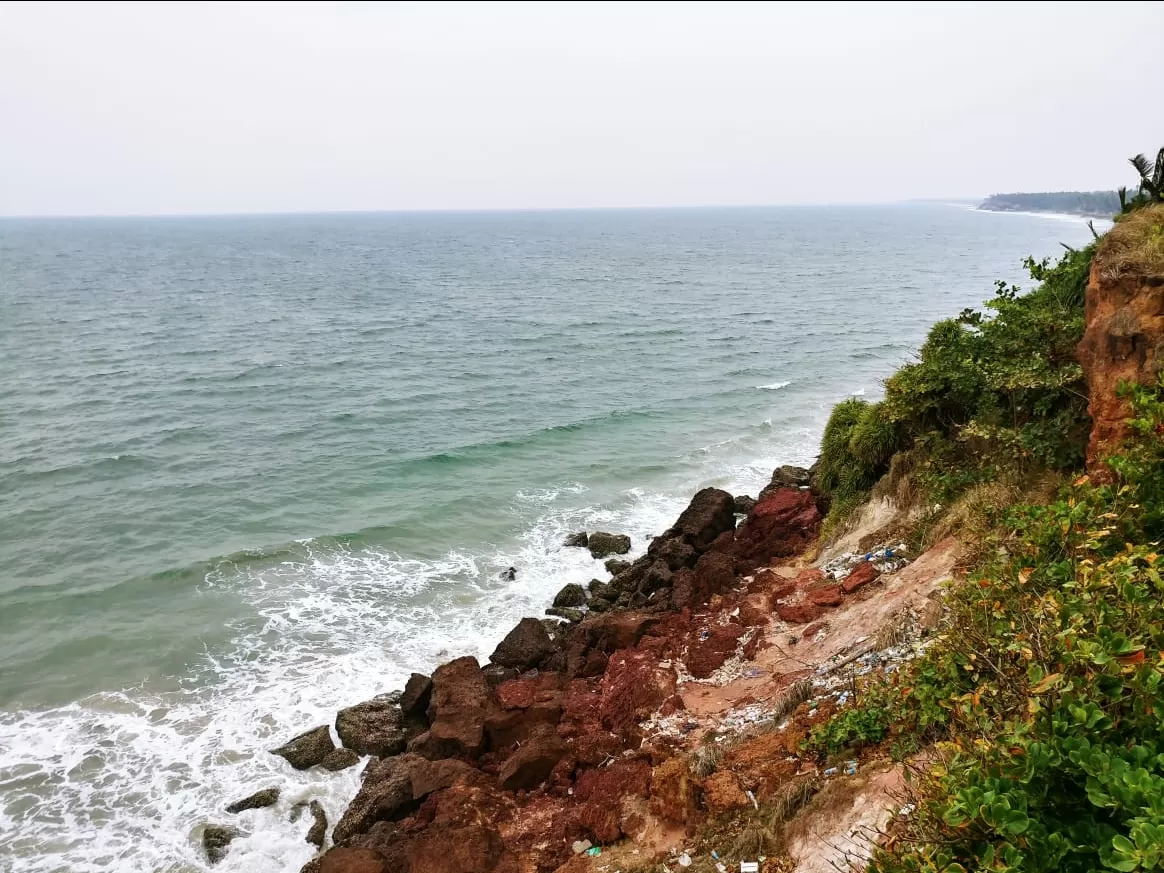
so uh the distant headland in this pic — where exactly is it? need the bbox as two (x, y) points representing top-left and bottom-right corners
(977, 189), (1119, 217)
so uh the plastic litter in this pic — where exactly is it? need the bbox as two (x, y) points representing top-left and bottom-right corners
(678, 851), (693, 867)
(845, 759), (858, 775)
(746, 789), (759, 810)
(586, 846), (601, 856)
(716, 865), (728, 873)
(741, 863), (760, 873)
(824, 766), (838, 776)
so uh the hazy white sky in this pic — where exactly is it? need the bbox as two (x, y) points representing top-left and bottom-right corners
(2, 1), (1162, 216)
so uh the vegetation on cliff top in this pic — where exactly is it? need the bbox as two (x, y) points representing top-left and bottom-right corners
(806, 151), (1164, 873)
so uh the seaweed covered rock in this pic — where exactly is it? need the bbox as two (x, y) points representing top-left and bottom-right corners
(587, 532), (631, 558)
(336, 695), (409, 757)
(271, 725), (336, 770)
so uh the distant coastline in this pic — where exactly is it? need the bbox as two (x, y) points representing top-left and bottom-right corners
(977, 189), (1119, 219)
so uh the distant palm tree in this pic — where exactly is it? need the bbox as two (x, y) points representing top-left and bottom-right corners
(1128, 148), (1164, 202)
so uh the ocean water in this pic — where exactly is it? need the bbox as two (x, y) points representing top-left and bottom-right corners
(0, 205), (1102, 872)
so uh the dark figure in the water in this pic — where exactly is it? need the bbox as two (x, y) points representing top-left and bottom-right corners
(500, 566), (517, 581)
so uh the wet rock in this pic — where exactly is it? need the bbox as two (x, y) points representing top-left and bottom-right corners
(732, 487), (821, 570)
(553, 583), (587, 608)
(424, 656), (490, 758)
(271, 725), (336, 770)
(319, 847), (389, 873)
(652, 487), (736, 553)
(604, 557), (630, 575)
(331, 754), (420, 844)
(587, 597), (611, 613)
(587, 532), (631, 558)
(588, 578), (614, 600)
(733, 494), (757, 514)
(491, 618), (555, 670)
(841, 561), (880, 594)
(320, 748), (362, 772)
(498, 728), (567, 790)
(226, 787), (280, 814)
(480, 663), (518, 688)
(546, 606), (585, 622)
(398, 673), (433, 718)
(202, 824), (241, 865)
(564, 531), (590, 548)
(300, 859), (323, 873)
(306, 799), (328, 848)
(336, 696), (408, 757)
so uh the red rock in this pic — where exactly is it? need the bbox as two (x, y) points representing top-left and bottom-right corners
(408, 823), (505, 873)
(796, 567), (826, 587)
(495, 678), (536, 710)
(490, 618), (556, 670)
(578, 611), (661, 653)
(497, 728), (567, 791)
(732, 488), (821, 571)
(649, 757), (701, 825)
(659, 693), (686, 716)
(484, 699), (562, 750)
(703, 770), (749, 815)
(807, 584), (844, 607)
(685, 623), (746, 679)
(319, 847), (388, 873)
(599, 650), (678, 736)
(409, 758), (475, 799)
(398, 673), (433, 718)
(776, 601), (823, 624)
(332, 754), (420, 844)
(573, 758), (651, 803)
(577, 802), (622, 843)
(423, 656), (489, 759)
(841, 561), (880, 594)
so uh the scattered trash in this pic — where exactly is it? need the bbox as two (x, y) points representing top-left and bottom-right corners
(741, 863), (760, 873)
(845, 759), (858, 775)
(746, 789), (759, 810)
(824, 766), (838, 777)
(677, 851), (693, 867)
(712, 850), (720, 860)
(716, 865), (727, 873)
(586, 846), (602, 856)
(572, 839), (592, 855)
(900, 803), (916, 817)
(821, 543), (910, 580)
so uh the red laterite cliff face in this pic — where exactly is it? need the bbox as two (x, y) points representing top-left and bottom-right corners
(1078, 206), (1164, 476)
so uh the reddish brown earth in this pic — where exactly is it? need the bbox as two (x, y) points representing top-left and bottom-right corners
(293, 482), (961, 873)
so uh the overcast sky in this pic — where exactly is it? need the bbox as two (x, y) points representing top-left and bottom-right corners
(2, 1), (1162, 216)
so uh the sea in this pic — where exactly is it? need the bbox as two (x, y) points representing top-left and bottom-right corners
(0, 205), (1104, 872)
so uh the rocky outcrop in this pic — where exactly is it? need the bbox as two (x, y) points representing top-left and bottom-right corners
(271, 725), (336, 770)
(1080, 207), (1164, 472)
(733, 494), (757, 514)
(563, 531), (589, 548)
(226, 787), (280, 814)
(398, 672), (433, 718)
(652, 487), (736, 553)
(336, 695), (410, 757)
(332, 754), (419, 844)
(759, 464), (812, 499)
(320, 748), (361, 771)
(202, 824), (241, 865)
(552, 583), (587, 608)
(587, 532), (631, 558)
(416, 656), (490, 759)
(490, 618), (555, 670)
(306, 800), (328, 848)
(732, 486), (821, 570)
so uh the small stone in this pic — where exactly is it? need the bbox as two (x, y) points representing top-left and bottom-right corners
(552, 583), (587, 608)
(319, 748), (361, 771)
(564, 532), (589, 548)
(202, 824), (241, 865)
(306, 800), (328, 848)
(587, 532), (631, 558)
(545, 606), (584, 622)
(226, 787), (279, 814)
(271, 725), (336, 770)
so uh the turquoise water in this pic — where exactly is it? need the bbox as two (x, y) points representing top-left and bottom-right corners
(0, 206), (1101, 871)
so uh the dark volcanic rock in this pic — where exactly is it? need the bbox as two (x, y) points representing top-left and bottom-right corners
(425, 656), (490, 758)
(490, 618), (555, 670)
(306, 799), (328, 848)
(652, 487), (736, 553)
(587, 532), (631, 558)
(320, 748), (362, 772)
(398, 673), (433, 718)
(202, 824), (241, 865)
(604, 557), (631, 575)
(733, 495), (757, 514)
(552, 583), (587, 608)
(336, 695), (408, 757)
(271, 725), (336, 770)
(588, 578), (614, 600)
(760, 465), (812, 500)
(226, 787), (280, 814)
(673, 550), (736, 609)
(545, 606), (584, 622)
(732, 486), (821, 570)
(564, 531), (590, 548)
(332, 754), (419, 844)
(650, 537), (697, 571)
(587, 597), (611, 613)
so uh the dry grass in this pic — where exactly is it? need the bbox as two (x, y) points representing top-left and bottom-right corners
(688, 743), (725, 779)
(1095, 203), (1164, 280)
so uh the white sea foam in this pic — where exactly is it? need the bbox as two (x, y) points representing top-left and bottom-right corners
(755, 381), (791, 391)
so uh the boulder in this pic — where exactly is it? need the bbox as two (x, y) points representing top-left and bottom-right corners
(604, 558), (630, 575)
(650, 758), (700, 825)
(319, 848), (389, 873)
(398, 673), (433, 718)
(331, 754), (419, 844)
(320, 748), (362, 772)
(564, 532), (590, 548)
(703, 770), (750, 815)
(407, 822), (505, 873)
(587, 578), (614, 600)
(807, 584), (844, 607)
(599, 650), (678, 735)
(587, 532), (631, 558)
(578, 611), (660, 652)
(336, 695), (409, 757)
(425, 656), (490, 758)
(306, 799), (328, 848)
(841, 561), (880, 594)
(409, 757), (475, 799)
(546, 606), (584, 622)
(760, 465), (812, 500)
(553, 583), (587, 608)
(587, 598), (610, 613)
(732, 487), (821, 570)
(271, 725), (336, 770)
(652, 487), (736, 553)
(202, 824), (241, 865)
(776, 601), (823, 624)
(497, 729), (568, 790)
(733, 495), (757, 514)
(226, 787), (280, 814)
(650, 538), (697, 571)
(490, 618), (555, 670)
